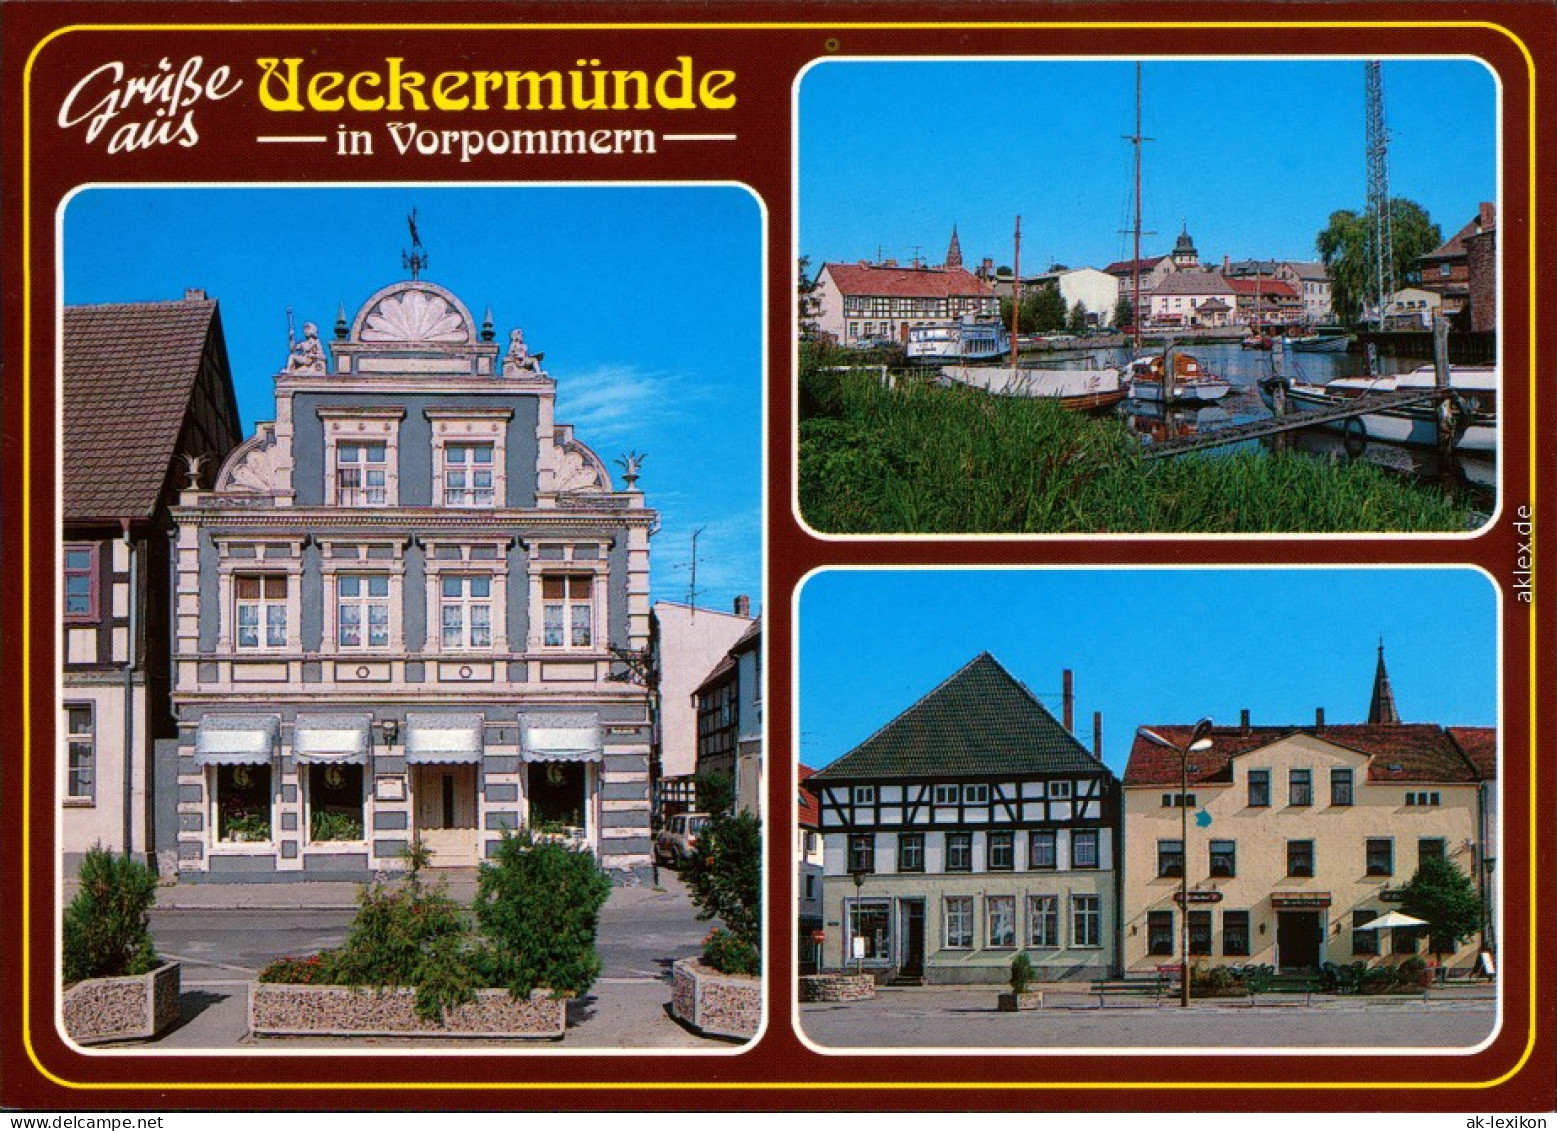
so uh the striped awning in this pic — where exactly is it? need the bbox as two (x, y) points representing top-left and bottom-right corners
(194, 715), (279, 766)
(404, 713), (484, 764)
(292, 714), (371, 764)
(520, 714), (602, 762)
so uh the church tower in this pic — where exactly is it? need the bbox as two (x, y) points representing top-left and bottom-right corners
(944, 224), (964, 270)
(1367, 639), (1402, 725)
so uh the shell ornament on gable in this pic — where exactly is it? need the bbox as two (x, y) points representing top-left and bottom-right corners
(554, 445), (607, 492)
(219, 427), (284, 494)
(361, 289), (469, 343)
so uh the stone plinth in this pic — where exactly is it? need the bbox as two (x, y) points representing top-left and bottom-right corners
(670, 958), (761, 1040)
(63, 962), (181, 1045)
(798, 974), (877, 1003)
(249, 983), (565, 1039)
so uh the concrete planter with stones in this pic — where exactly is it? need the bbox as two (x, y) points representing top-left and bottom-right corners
(997, 990), (1045, 1011)
(670, 957), (761, 1040)
(798, 973), (877, 1003)
(63, 962), (181, 1045)
(249, 983), (565, 1039)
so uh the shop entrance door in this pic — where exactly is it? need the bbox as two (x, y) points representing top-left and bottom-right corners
(1276, 910), (1323, 972)
(412, 764), (478, 864)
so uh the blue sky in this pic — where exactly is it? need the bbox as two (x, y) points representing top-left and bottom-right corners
(800, 58), (1497, 271)
(798, 569), (1498, 775)
(62, 185), (763, 612)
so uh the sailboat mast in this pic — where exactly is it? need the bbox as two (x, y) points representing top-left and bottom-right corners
(1132, 62), (1143, 351)
(1011, 215), (1022, 369)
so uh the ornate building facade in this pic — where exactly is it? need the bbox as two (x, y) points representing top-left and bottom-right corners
(169, 276), (656, 879)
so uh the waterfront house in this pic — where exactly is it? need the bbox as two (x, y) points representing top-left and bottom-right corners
(62, 291), (245, 871)
(1227, 277), (1303, 328)
(811, 259), (999, 347)
(1120, 646), (1495, 975)
(1146, 272), (1240, 328)
(1414, 204), (1496, 328)
(810, 653), (1119, 984)
(169, 274), (657, 878)
(1011, 268), (1121, 329)
(1274, 262), (1334, 324)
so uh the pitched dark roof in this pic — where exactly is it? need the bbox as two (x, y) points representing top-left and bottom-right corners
(1123, 723), (1494, 787)
(811, 653), (1107, 782)
(798, 764), (820, 828)
(63, 297), (224, 522)
(821, 262), (995, 300)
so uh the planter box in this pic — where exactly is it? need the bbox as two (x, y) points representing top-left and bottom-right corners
(249, 983), (565, 1039)
(997, 990), (1045, 1011)
(63, 962), (181, 1045)
(670, 957), (761, 1040)
(799, 974), (876, 1003)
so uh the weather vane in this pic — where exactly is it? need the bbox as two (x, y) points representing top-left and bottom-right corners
(402, 208), (427, 280)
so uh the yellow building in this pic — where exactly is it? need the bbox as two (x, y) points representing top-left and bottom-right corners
(1121, 651), (1495, 976)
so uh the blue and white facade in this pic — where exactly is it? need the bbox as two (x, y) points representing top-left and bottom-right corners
(170, 278), (656, 879)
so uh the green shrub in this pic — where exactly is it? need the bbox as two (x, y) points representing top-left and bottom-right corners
(681, 810), (761, 955)
(1009, 953), (1036, 995)
(62, 846), (160, 984)
(474, 829), (613, 999)
(701, 928), (760, 976)
(309, 810), (364, 842)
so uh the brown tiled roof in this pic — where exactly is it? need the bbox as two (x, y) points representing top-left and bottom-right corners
(1282, 261), (1330, 280)
(1151, 272), (1237, 297)
(64, 298), (222, 522)
(731, 616), (761, 654)
(798, 764), (820, 828)
(1123, 723), (1495, 787)
(1102, 256), (1168, 275)
(1420, 205), (1496, 263)
(811, 652), (1108, 782)
(1448, 726), (1496, 781)
(1227, 278), (1298, 298)
(821, 262), (994, 299)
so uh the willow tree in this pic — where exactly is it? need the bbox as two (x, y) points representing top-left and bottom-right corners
(1315, 199), (1441, 326)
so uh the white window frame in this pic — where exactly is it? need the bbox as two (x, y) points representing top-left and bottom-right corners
(852, 785), (876, 806)
(438, 573), (495, 651)
(1028, 894), (1060, 948)
(427, 409), (510, 508)
(335, 573), (392, 650)
(320, 541), (406, 655)
(233, 573), (290, 652)
(424, 540), (510, 656)
(962, 783), (989, 805)
(933, 784), (958, 805)
(1048, 780), (1073, 800)
(1071, 893), (1102, 948)
(542, 573), (596, 648)
(319, 408), (403, 507)
(986, 894), (1017, 950)
(943, 895), (974, 950)
(214, 540), (303, 655)
(64, 702), (95, 804)
(442, 441), (497, 507)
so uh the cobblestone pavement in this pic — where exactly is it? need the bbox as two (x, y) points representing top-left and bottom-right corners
(798, 984), (1498, 1050)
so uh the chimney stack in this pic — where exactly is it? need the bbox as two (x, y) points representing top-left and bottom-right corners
(1093, 711), (1103, 761)
(733, 594), (750, 618)
(1240, 708), (1250, 732)
(1315, 706), (1326, 729)
(1222, 254), (1231, 273)
(185, 288), (207, 301)
(1062, 670), (1075, 734)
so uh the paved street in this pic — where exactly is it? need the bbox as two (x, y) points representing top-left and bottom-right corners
(131, 868), (723, 1049)
(799, 985), (1498, 1050)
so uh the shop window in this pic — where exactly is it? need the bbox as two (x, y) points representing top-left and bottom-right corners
(212, 764), (272, 843)
(1223, 911), (1251, 957)
(542, 575), (594, 648)
(944, 896), (973, 950)
(235, 575), (288, 650)
(986, 895), (1016, 949)
(848, 899), (892, 961)
(64, 703), (95, 802)
(307, 763), (365, 842)
(1147, 909), (1175, 956)
(1029, 895), (1060, 948)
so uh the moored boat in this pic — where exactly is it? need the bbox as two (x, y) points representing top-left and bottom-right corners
(1128, 352), (1233, 405)
(1257, 364), (1497, 454)
(906, 319), (1010, 364)
(1241, 334), (1273, 351)
(1284, 331), (1351, 353)
(938, 362), (1127, 411)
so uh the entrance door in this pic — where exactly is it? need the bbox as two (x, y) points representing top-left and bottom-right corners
(900, 899), (926, 978)
(413, 764), (478, 864)
(1276, 910), (1323, 971)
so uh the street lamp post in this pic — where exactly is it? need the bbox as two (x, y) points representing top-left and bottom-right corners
(850, 870), (867, 977)
(1137, 717), (1214, 1008)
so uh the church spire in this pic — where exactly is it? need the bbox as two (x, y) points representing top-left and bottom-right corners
(1368, 638), (1401, 725)
(944, 224), (963, 269)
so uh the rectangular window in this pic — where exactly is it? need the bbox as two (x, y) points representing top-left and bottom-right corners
(307, 763), (365, 842)
(542, 575), (593, 648)
(962, 784), (989, 805)
(1209, 839), (1237, 878)
(213, 763), (272, 843)
(848, 899), (892, 961)
(987, 830), (1014, 871)
(1287, 839), (1315, 877)
(1366, 838), (1394, 877)
(1028, 830), (1056, 870)
(945, 832), (973, 873)
(443, 442), (495, 506)
(336, 574), (390, 649)
(1419, 838), (1447, 866)
(1406, 791), (1442, 807)
(1072, 829), (1100, 869)
(944, 896), (974, 950)
(1147, 909), (1175, 955)
(1289, 768), (1312, 807)
(1352, 909), (1380, 956)
(1188, 910), (1213, 956)
(851, 785), (876, 806)
(1048, 780), (1072, 800)
(933, 784), (958, 805)
(1331, 767), (1354, 806)
(1162, 792), (1197, 808)
(1223, 911), (1251, 956)
(1028, 895), (1060, 948)
(1393, 926), (1422, 956)
(1157, 839), (1184, 878)
(1071, 894), (1102, 948)
(440, 575), (492, 649)
(235, 574), (288, 650)
(335, 442), (387, 506)
(847, 833), (875, 874)
(65, 704), (95, 802)
(986, 895), (1016, 949)
(897, 832), (924, 873)
(64, 544), (98, 620)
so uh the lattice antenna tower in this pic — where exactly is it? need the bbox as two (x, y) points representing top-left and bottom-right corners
(1365, 61), (1395, 329)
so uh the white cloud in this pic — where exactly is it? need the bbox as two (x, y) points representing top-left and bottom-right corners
(552, 363), (704, 447)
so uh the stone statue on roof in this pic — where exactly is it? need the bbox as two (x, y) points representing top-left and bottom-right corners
(503, 327), (541, 375)
(286, 320), (327, 373)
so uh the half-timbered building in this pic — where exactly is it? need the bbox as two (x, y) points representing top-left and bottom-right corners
(809, 653), (1119, 984)
(168, 273), (656, 880)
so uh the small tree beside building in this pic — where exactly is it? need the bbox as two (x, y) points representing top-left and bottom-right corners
(1399, 856), (1485, 965)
